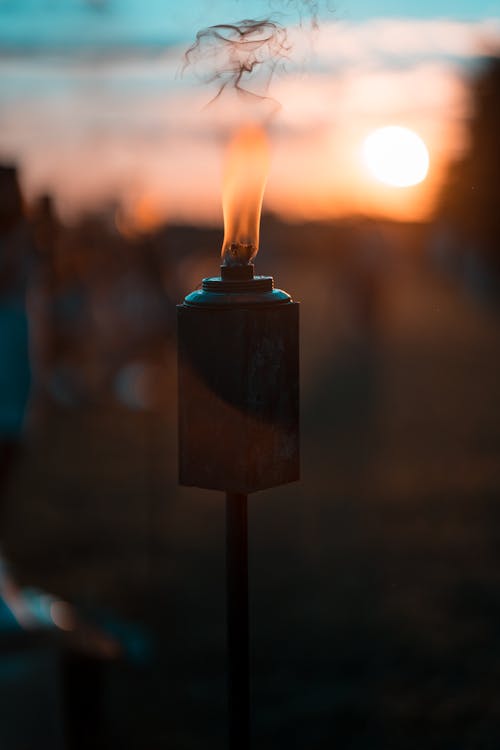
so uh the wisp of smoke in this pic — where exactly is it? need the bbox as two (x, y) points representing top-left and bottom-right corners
(274, 0), (320, 29)
(183, 19), (291, 108)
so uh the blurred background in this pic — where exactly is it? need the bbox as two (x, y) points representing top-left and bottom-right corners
(1, 1), (500, 748)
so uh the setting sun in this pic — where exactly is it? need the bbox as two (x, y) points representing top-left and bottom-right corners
(362, 126), (430, 188)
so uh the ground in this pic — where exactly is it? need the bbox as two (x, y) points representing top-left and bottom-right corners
(3, 221), (500, 749)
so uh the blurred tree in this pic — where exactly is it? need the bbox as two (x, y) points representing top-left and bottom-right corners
(436, 55), (500, 278)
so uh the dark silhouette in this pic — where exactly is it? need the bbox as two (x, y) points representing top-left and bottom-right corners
(435, 55), (500, 284)
(0, 166), (33, 513)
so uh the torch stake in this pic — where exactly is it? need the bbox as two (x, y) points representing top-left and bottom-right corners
(178, 274), (299, 749)
(226, 492), (250, 750)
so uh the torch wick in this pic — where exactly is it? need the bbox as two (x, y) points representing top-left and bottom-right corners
(220, 264), (255, 281)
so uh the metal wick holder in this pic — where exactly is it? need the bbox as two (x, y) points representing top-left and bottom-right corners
(178, 263), (299, 494)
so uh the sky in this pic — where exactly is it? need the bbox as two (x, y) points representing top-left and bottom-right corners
(0, 0), (498, 49)
(0, 1), (499, 226)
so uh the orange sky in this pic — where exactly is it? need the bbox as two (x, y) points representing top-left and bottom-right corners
(0, 18), (496, 227)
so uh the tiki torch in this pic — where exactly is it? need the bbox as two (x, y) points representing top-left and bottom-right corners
(177, 125), (299, 749)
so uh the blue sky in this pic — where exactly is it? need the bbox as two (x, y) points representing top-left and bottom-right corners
(0, 0), (498, 52)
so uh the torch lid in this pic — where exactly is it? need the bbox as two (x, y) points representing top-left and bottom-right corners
(182, 275), (292, 308)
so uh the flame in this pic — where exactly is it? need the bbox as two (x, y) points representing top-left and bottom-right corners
(221, 124), (270, 267)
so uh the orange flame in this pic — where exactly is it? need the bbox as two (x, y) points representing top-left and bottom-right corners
(221, 124), (270, 267)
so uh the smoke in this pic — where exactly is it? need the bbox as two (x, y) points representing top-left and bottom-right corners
(183, 19), (290, 109)
(182, 0), (334, 111)
(273, 0), (322, 30)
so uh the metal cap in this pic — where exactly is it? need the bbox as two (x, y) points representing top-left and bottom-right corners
(183, 275), (292, 309)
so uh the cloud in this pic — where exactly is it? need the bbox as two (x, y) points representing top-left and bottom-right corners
(299, 18), (500, 65)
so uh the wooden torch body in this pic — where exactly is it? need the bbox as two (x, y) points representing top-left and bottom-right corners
(178, 275), (299, 494)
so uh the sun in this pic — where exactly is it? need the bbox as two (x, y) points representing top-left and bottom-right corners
(362, 126), (429, 188)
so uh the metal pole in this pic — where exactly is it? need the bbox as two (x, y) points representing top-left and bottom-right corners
(226, 492), (250, 750)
